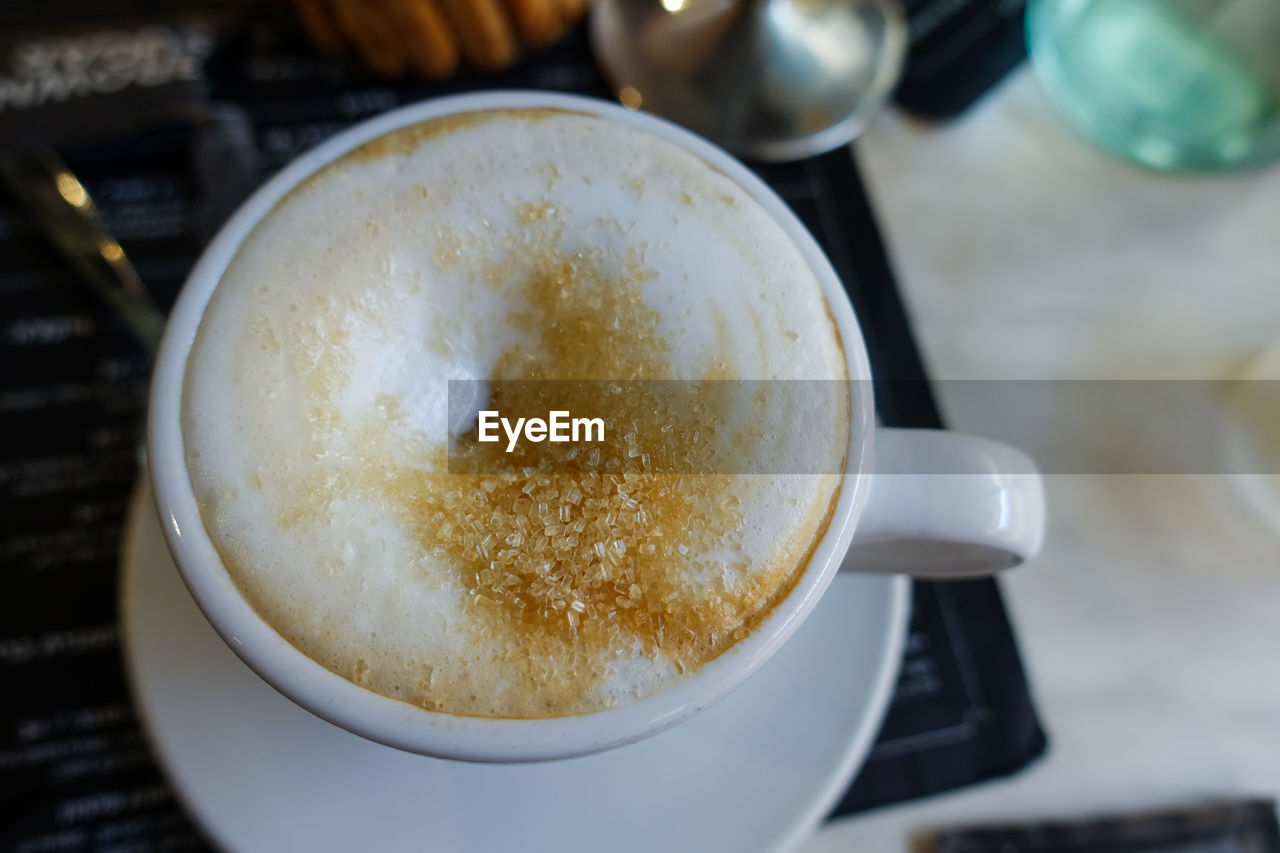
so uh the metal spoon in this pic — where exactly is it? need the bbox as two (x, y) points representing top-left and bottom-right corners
(0, 149), (165, 354)
(589, 0), (907, 161)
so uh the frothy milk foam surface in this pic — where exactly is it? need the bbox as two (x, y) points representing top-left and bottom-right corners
(182, 109), (850, 717)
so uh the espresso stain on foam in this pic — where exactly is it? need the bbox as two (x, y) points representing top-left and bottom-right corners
(377, 203), (835, 717)
(346, 108), (587, 162)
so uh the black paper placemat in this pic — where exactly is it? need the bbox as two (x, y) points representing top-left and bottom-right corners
(1, 12), (1044, 849)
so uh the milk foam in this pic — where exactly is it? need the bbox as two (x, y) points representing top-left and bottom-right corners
(182, 109), (849, 717)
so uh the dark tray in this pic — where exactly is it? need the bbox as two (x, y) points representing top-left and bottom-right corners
(0, 15), (1044, 847)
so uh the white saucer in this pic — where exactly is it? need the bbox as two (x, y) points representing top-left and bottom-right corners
(120, 482), (908, 852)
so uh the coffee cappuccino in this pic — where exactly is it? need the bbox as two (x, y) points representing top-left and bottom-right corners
(182, 109), (849, 718)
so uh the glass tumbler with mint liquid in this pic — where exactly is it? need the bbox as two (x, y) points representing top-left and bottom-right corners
(1027, 0), (1280, 171)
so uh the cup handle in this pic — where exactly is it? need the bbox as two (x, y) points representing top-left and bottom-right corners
(840, 428), (1046, 578)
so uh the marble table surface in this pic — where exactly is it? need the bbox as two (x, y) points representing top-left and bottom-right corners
(800, 68), (1280, 851)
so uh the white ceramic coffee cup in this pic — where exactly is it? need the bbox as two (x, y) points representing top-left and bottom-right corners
(148, 91), (1044, 763)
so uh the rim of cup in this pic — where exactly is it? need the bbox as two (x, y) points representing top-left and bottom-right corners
(147, 90), (879, 762)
